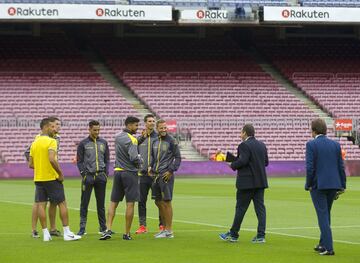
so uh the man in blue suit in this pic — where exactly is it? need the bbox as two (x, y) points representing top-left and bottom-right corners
(219, 124), (269, 243)
(306, 119), (346, 256)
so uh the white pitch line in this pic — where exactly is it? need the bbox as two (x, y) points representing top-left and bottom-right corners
(266, 225), (360, 230)
(265, 231), (360, 245)
(1, 200), (359, 245)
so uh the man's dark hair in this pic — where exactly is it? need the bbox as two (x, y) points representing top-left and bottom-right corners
(144, 114), (155, 122)
(89, 120), (100, 128)
(48, 116), (60, 122)
(40, 117), (51, 129)
(125, 116), (140, 126)
(242, 124), (255, 137)
(311, 118), (327, 135)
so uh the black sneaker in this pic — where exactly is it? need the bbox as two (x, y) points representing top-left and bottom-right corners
(99, 230), (112, 240)
(123, 234), (132, 240)
(77, 228), (87, 236)
(314, 245), (326, 252)
(49, 229), (62, 237)
(319, 250), (335, 256)
(31, 230), (40, 238)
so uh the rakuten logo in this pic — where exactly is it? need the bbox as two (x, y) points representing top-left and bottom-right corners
(95, 8), (145, 18)
(196, 10), (228, 20)
(281, 9), (330, 19)
(196, 10), (205, 19)
(7, 7), (59, 17)
(96, 8), (104, 17)
(8, 7), (16, 16)
(281, 9), (290, 18)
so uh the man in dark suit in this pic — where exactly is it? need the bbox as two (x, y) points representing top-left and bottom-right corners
(219, 124), (268, 243)
(306, 119), (346, 256)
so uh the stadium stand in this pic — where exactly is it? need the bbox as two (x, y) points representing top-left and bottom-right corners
(257, 38), (360, 159)
(93, 37), (322, 160)
(0, 0), (290, 4)
(300, 0), (360, 7)
(0, 0), (116, 4)
(258, 38), (360, 118)
(0, 36), (139, 163)
(129, 0), (290, 7)
(1, 35), (358, 163)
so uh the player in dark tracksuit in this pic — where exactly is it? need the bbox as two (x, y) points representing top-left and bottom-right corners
(136, 114), (164, 234)
(150, 119), (181, 239)
(76, 120), (110, 236)
(99, 116), (142, 241)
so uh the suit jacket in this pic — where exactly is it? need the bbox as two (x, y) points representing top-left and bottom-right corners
(230, 137), (269, 190)
(305, 135), (346, 190)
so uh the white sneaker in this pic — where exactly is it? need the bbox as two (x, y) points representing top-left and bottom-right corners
(64, 232), (81, 241)
(154, 230), (166, 238)
(43, 234), (52, 242)
(155, 230), (174, 239)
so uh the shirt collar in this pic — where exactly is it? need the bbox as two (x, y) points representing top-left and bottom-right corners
(124, 128), (135, 135)
(88, 135), (98, 142)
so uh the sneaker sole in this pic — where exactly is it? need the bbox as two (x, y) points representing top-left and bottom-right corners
(64, 235), (81, 241)
(64, 238), (81, 241)
(99, 235), (112, 241)
(319, 251), (335, 256)
(135, 231), (148, 234)
(219, 235), (230, 241)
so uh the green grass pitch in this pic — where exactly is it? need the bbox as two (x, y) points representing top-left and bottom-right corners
(0, 177), (359, 263)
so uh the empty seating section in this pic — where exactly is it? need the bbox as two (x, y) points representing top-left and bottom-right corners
(0, 0), (289, 6)
(129, 0), (289, 7)
(123, 72), (315, 119)
(258, 39), (360, 118)
(0, 0), (116, 4)
(300, 0), (360, 7)
(5, 0), (359, 8)
(258, 38), (360, 159)
(292, 74), (360, 118)
(1, 36), (359, 162)
(0, 36), (139, 163)
(0, 36), (93, 72)
(123, 73), (318, 160)
(94, 37), (321, 160)
(0, 73), (136, 120)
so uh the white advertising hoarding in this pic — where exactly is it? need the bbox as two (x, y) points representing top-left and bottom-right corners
(0, 4), (172, 21)
(263, 6), (360, 23)
(179, 9), (254, 24)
